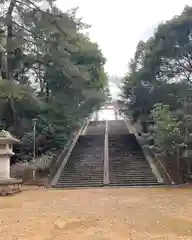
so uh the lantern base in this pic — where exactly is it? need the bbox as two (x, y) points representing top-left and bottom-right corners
(0, 178), (22, 196)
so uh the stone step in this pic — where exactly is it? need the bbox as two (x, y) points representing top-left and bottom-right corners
(109, 179), (158, 182)
(59, 174), (103, 177)
(58, 178), (103, 182)
(109, 162), (150, 165)
(109, 182), (158, 185)
(109, 180), (157, 183)
(109, 167), (151, 170)
(85, 121), (105, 135)
(55, 184), (104, 188)
(59, 176), (103, 180)
(109, 168), (153, 171)
(109, 174), (156, 177)
(109, 175), (156, 178)
(56, 183), (104, 186)
(57, 180), (103, 183)
(56, 124), (105, 188)
(108, 132), (158, 186)
(109, 173), (156, 176)
(108, 182), (160, 186)
(109, 176), (156, 179)
(63, 169), (103, 172)
(109, 163), (150, 166)
(58, 180), (103, 183)
(108, 120), (129, 134)
(55, 121), (161, 188)
(58, 177), (103, 180)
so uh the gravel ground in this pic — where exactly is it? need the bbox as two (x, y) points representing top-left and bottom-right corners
(0, 187), (192, 240)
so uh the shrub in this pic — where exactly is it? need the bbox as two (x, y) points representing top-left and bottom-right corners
(10, 154), (54, 182)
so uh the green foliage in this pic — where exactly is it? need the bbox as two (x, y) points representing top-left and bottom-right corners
(122, 5), (192, 161)
(152, 104), (184, 153)
(0, 0), (107, 162)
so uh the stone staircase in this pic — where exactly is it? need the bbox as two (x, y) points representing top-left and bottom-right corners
(54, 120), (161, 188)
(85, 121), (105, 135)
(108, 134), (158, 186)
(56, 122), (105, 188)
(108, 120), (128, 135)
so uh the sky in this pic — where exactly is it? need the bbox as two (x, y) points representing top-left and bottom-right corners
(55, 0), (192, 99)
(56, 0), (192, 76)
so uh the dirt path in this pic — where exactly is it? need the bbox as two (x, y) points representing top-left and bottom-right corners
(0, 187), (192, 240)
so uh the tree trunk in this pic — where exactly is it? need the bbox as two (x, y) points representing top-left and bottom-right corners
(187, 158), (191, 176)
(176, 147), (180, 167)
(141, 120), (148, 133)
(0, 29), (6, 79)
(6, 0), (17, 80)
(46, 82), (49, 102)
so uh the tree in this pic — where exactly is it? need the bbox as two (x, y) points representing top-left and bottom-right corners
(122, 5), (192, 133)
(153, 6), (192, 84)
(121, 6), (192, 179)
(0, 0), (108, 163)
(151, 103), (184, 154)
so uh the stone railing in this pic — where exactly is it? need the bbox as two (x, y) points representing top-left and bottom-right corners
(49, 119), (89, 186)
(104, 120), (109, 185)
(146, 147), (175, 185)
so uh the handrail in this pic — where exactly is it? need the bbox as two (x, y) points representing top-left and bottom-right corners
(153, 152), (175, 185)
(49, 118), (89, 186)
(104, 120), (109, 185)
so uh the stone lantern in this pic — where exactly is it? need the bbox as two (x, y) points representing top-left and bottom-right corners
(0, 130), (21, 179)
(0, 130), (22, 194)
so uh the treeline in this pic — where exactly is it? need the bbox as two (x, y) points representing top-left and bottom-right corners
(0, 0), (108, 162)
(122, 6), (192, 175)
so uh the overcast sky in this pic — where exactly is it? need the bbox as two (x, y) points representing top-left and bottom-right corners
(56, 0), (192, 77)
(56, 0), (192, 99)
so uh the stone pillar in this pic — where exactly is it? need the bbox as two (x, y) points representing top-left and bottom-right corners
(95, 111), (99, 121)
(104, 120), (109, 184)
(115, 110), (118, 120)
